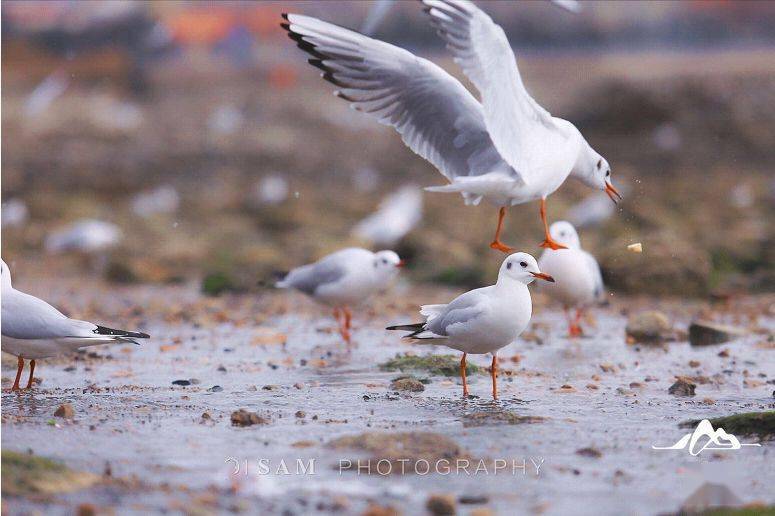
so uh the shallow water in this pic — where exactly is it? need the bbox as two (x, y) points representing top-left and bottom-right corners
(2, 287), (774, 515)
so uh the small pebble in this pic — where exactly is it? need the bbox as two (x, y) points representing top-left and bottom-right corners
(426, 494), (456, 516)
(576, 447), (602, 458)
(668, 378), (696, 396)
(54, 403), (75, 418)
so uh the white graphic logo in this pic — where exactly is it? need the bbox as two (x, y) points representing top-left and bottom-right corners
(652, 419), (761, 456)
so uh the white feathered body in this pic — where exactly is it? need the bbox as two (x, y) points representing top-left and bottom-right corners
(419, 280), (532, 354)
(538, 248), (603, 307)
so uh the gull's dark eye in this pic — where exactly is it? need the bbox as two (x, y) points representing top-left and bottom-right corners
(559, 231), (566, 237)
(606, 170), (610, 177)
(596, 159), (602, 170)
(520, 261), (527, 268)
(506, 262), (512, 270)
(382, 259), (388, 264)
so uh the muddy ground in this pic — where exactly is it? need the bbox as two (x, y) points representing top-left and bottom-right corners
(2, 276), (773, 515)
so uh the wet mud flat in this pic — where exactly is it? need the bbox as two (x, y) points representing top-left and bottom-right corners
(2, 282), (774, 515)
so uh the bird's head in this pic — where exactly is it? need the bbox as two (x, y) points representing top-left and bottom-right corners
(549, 221), (580, 249)
(573, 141), (621, 205)
(373, 250), (404, 280)
(499, 252), (554, 285)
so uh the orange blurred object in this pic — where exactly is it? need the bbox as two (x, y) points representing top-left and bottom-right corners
(167, 8), (236, 45)
(268, 64), (298, 89)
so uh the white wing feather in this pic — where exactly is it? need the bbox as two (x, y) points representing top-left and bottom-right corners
(423, 0), (570, 183)
(282, 13), (520, 189)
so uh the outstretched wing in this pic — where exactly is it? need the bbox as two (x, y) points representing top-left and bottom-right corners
(423, 0), (566, 183)
(281, 13), (518, 185)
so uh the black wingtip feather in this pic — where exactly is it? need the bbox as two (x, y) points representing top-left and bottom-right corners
(386, 323), (425, 332)
(281, 12), (289, 21)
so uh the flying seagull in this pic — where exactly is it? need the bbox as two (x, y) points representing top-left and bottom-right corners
(281, 0), (620, 252)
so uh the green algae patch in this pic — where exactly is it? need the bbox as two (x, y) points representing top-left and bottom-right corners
(380, 354), (481, 377)
(2, 450), (99, 496)
(462, 411), (547, 427)
(681, 411), (775, 440)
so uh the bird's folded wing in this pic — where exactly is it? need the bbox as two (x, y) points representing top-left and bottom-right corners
(427, 289), (487, 337)
(282, 13), (519, 184)
(279, 259), (346, 295)
(1, 291), (95, 339)
(423, 0), (558, 183)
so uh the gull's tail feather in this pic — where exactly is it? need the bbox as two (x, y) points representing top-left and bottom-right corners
(386, 323), (444, 341)
(386, 323), (425, 333)
(269, 270), (290, 289)
(424, 184), (465, 193)
(93, 326), (150, 339)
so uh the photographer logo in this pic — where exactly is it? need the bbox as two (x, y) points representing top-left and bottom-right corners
(652, 419), (760, 456)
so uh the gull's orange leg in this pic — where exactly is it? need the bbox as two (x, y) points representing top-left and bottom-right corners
(538, 198), (567, 250)
(343, 306), (352, 344)
(25, 360), (36, 389)
(565, 307), (582, 337)
(12, 357), (24, 391)
(491, 354), (498, 400)
(343, 307), (352, 331)
(489, 207), (515, 253)
(571, 309), (584, 337)
(460, 353), (469, 398)
(333, 307), (345, 341)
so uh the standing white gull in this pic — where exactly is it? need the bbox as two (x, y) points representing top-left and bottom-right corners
(281, 0), (620, 252)
(387, 252), (553, 399)
(276, 248), (403, 343)
(538, 221), (605, 337)
(1, 259), (149, 391)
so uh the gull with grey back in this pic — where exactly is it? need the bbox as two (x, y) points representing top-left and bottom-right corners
(1, 259), (149, 391)
(276, 247), (403, 343)
(387, 252), (554, 399)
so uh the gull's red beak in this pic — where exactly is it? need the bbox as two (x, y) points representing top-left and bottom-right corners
(396, 260), (406, 268)
(531, 272), (555, 282)
(605, 182), (622, 204)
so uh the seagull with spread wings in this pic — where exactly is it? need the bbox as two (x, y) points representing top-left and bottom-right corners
(281, 0), (620, 252)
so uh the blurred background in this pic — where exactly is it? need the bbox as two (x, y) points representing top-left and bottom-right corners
(2, 0), (774, 298)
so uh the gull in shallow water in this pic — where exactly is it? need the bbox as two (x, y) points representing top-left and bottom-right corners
(276, 248), (403, 343)
(281, 0), (620, 253)
(1, 259), (149, 391)
(538, 221), (605, 337)
(387, 252), (553, 399)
